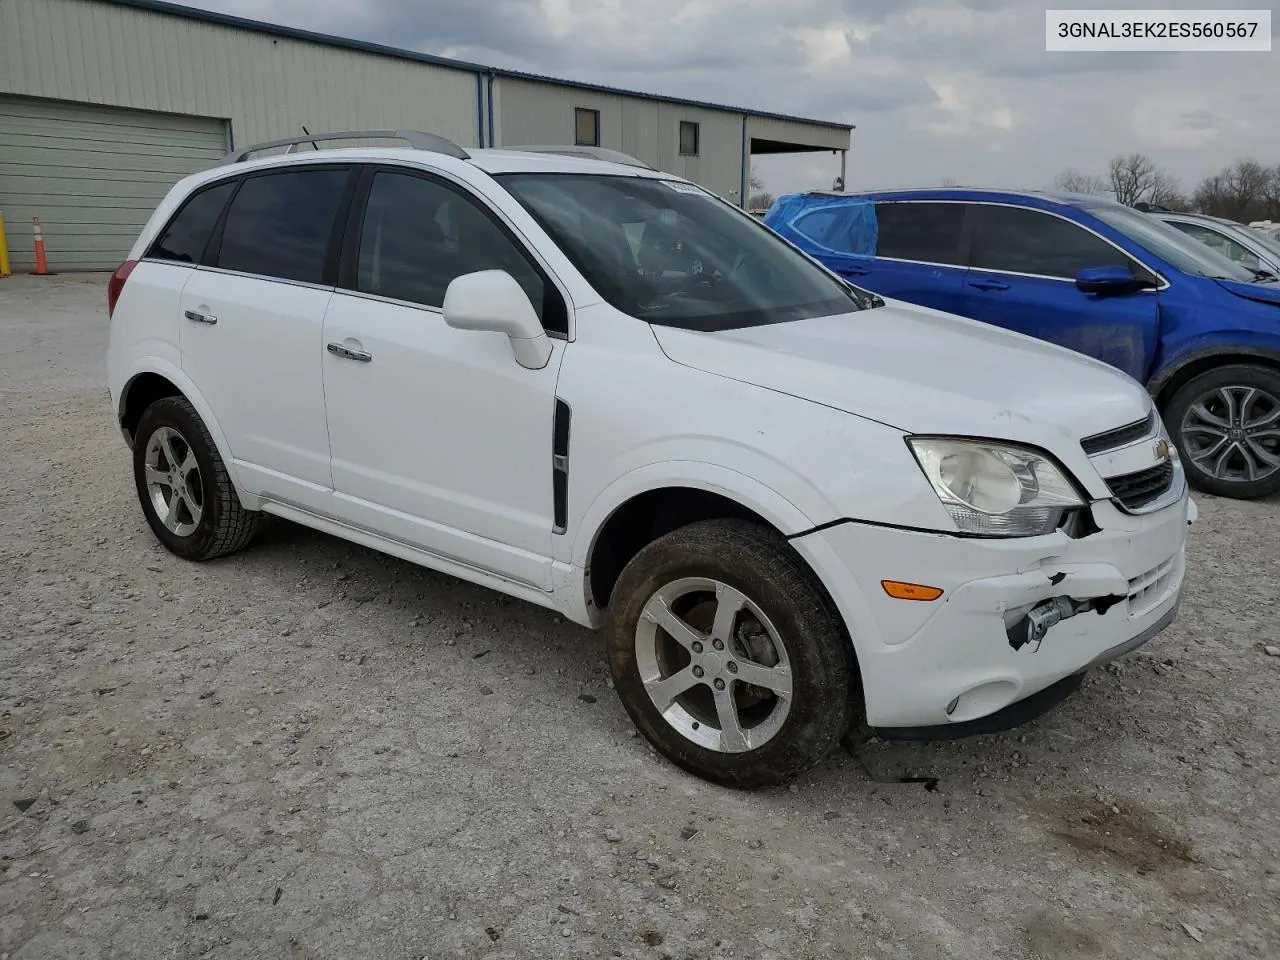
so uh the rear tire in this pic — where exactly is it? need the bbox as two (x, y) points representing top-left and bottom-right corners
(132, 396), (261, 560)
(604, 519), (856, 788)
(1164, 364), (1280, 500)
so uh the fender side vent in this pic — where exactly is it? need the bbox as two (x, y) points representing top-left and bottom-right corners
(552, 399), (571, 534)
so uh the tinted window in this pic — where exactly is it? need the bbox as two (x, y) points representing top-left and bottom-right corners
(499, 173), (871, 332)
(150, 181), (235, 264)
(355, 171), (554, 327)
(875, 201), (967, 265)
(974, 205), (1134, 279)
(216, 168), (349, 283)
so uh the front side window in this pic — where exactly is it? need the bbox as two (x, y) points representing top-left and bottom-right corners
(973, 205), (1137, 279)
(575, 108), (600, 146)
(215, 168), (349, 284)
(1167, 221), (1262, 271)
(149, 180), (236, 264)
(498, 173), (870, 331)
(354, 170), (557, 329)
(875, 201), (967, 266)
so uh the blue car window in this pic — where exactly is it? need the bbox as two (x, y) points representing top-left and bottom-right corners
(974, 205), (1135, 280)
(874, 201), (967, 265)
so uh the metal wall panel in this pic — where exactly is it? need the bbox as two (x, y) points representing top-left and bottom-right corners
(0, 0), (482, 150)
(0, 94), (228, 270)
(493, 77), (751, 203)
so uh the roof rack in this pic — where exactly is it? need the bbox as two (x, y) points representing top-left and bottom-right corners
(225, 129), (471, 163)
(508, 145), (653, 170)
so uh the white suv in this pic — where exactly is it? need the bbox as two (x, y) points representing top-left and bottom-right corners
(107, 131), (1193, 787)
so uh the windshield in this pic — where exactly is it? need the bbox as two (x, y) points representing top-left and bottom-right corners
(496, 173), (874, 330)
(1087, 204), (1257, 281)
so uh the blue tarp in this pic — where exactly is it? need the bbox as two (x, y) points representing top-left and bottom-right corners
(763, 193), (878, 261)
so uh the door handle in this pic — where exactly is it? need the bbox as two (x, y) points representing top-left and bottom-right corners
(327, 342), (373, 363)
(183, 309), (217, 324)
(968, 279), (1010, 292)
(838, 266), (869, 276)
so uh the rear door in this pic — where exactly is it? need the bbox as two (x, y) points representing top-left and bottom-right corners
(849, 200), (972, 315)
(963, 203), (1162, 381)
(178, 164), (355, 507)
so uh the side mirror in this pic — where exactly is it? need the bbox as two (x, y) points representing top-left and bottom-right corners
(442, 270), (553, 370)
(1075, 265), (1144, 295)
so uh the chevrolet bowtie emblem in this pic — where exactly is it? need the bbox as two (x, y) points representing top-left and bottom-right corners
(1154, 438), (1171, 461)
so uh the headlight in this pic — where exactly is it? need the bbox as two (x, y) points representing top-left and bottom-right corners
(907, 437), (1084, 536)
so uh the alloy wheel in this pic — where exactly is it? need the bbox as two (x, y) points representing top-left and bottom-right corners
(634, 577), (794, 754)
(143, 426), (204, 537)
(1179, 384), (1280, 484)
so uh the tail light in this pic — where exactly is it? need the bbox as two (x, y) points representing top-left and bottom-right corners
(107, 259), (139, 318)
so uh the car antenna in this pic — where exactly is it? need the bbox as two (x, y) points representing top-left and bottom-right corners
(300, 125), (320, 151)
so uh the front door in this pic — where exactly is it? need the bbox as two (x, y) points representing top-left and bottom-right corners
(321, 167), (567, 590)
(962, 203), (1161, 382)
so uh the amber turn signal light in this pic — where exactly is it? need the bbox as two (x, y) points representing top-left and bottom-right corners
(881, 580), (944, 601)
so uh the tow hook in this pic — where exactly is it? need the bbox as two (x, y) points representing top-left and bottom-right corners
(1008, 597), (1091, 652)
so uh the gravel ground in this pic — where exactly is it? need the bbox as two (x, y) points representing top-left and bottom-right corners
(1, 273), (1278, 960)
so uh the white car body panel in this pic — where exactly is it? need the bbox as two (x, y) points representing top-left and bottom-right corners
(107, 144), (1193, 738)
(320, 290), (565, 591)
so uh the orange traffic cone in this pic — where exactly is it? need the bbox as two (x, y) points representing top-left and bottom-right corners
(32, 217), (50, 275)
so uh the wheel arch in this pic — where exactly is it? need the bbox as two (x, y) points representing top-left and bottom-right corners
(1150, 346), (1280, 408)
(117, 360), (246, 502)
(572, 464), (824, 617)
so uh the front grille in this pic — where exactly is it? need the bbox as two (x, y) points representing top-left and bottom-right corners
(1081, 410), (1157, 455)
(1106, 460), (1174, 510)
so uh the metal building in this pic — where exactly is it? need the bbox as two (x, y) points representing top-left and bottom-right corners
(0, 0), (852, 272)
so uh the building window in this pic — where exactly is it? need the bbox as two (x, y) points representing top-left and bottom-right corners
(575, 108), (600, 146)
(679, 121), (700, 156)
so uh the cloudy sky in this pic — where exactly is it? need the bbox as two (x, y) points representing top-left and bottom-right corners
(190, 0), (1277, 197)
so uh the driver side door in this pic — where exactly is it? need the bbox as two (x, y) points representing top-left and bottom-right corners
(321, 166), (569, 590)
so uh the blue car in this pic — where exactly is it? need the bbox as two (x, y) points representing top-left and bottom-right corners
(765, 188), (1280, 500)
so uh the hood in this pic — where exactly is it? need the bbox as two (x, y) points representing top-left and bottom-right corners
(651, 299), (1153, 449)
(1213, 277), (1280, 308)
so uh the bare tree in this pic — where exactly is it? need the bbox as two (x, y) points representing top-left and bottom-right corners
(1053, 169), (1108, 195)
(749, 167), (764, 193)
(1222, 159), (1271, 219)
(941, 177), (960, 188)
(1263, 164), (1280, 219)
(1193, 159), (1275, 219)
(1148, 171), (1189, 211)
(1193, 174), (1230, 216)
(1109, 153), (1160, 206)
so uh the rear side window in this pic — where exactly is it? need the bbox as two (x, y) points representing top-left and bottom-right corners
(875, 201), (967, 265)
(973, 205), (1135, 279)
(215, 168), (349, 284)
(148, 181), (235, 264)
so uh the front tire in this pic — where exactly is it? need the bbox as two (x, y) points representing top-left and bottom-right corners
(132, 396), (261, 560)
(604, 519), (856, 788)
(1164, 364), (1280, 500)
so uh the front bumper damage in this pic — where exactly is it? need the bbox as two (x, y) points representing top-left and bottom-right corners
(791, 492), (1192, 734)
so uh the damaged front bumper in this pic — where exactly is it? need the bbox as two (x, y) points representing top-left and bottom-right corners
(793, 491), (1192, 733)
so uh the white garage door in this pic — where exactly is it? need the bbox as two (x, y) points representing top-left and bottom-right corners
(0, 96), (229, 271)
